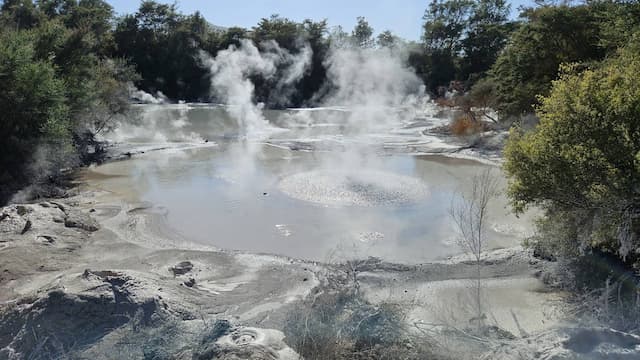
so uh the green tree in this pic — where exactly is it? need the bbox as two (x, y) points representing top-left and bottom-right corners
(489, 4), (604, 117)
(461, 0), (512, 80)
(590, 0), (640, 53)
(328, 25), (350, 48)
(423, 0), (472, 55)
(299, 19), (329, 105)
(252, 14), (301, 50)
(504, 43), (640, 263)
(0, 28), (69, 202)
(376, 30), (398, 48)
(352, 16), (374, 48)
(421, 0), (472, 92)
(113, 1), (209, 100)
(0, 0), (42, 29)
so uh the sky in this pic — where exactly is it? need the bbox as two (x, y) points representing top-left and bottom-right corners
(108, 0), (534, 41)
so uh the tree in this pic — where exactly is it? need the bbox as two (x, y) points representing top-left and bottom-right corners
(0, 28), (69, 202)
(590, 0), (640, 53)
(328, 25), (350, 48)
(352, 16), (374, 48)
(252, 14), (301, 51)
(299, 19), (329, 105)
(0, 0), (41, 29)
(460, 0), (512, 80)
(423, 0), (473, 55)
(504, 43), (640, 264)
(489, 4), (604, 117)
(450, 168), (500, 328)
(376, 30), (398, 48)
(113, 1), (209, 101)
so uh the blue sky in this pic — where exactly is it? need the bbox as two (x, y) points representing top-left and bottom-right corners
(108, 0), (534, 41)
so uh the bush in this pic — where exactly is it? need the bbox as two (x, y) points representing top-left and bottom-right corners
(450, 114), (486, 137)
(504, 42), (640, 266)
(0, 28), (70, 204)
(283, 289), (446, 360)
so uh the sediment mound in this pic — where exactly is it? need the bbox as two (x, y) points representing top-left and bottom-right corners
(278, 170), (429, 207)
(0, 275), (159, 359)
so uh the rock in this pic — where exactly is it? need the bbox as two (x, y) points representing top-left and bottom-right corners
(20, 220), (32, 235)
(184, 278), (196, 287)
(170, 261), (194, 276)
(37, 235), (56, 244)
(0, 289), (158, 359)
(16, 205), (29, 216)
(64, 211), (99, 232)
(533, 246), (557, 262)
(50, 201), (66, 213)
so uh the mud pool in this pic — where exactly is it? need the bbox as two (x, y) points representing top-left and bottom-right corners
(82, 104), (535, 263)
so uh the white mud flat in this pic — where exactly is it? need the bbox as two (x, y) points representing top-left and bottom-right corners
(1, 104), (636, 359)
(1, 194), (638, 359)
(0, 196), (319, 359)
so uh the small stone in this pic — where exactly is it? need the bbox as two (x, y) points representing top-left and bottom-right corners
(50, 202), (66, 213)
(170, 261), (194, 276)
(38, 235), (56, 244)
(184, 278), (196, 287)
(16, 206), (28, 216)
(21, 220), (32, 235)
(64, 212), (99, 232)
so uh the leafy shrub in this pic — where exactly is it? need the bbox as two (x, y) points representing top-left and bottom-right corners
(505, 42), (640, 266)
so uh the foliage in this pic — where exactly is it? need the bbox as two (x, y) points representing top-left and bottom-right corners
(422, 0), (513, 92)
(0, 28), (70, 202)
(253, 14), (301, 51)
(460, 0), (513, 80)
(504, 44), (640, 264)
(0, 0), (137, 204)
(489, 4), (606, 118)
(113, 2), (210, 101)
(352, 16), (374, 48)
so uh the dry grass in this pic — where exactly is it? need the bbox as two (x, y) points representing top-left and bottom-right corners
(450, 114), (488, 137)
(434, 97), (456, 108)
(283, 289), (449, 360)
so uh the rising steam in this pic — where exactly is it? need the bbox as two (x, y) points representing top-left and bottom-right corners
(200, 39), (311, 139)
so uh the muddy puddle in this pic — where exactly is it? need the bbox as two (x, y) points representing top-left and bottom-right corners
(81, 104), (536, 263)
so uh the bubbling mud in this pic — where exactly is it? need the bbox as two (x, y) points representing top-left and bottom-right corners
(278, 170), (430, 207)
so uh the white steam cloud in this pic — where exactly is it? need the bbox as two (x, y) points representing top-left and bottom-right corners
(316, 46), (425, 131)
(127, 83), (169, 105)
(200, 39), (311, 139)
